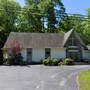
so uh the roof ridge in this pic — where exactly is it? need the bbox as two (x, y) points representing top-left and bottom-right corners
(10, 32), (65, 35)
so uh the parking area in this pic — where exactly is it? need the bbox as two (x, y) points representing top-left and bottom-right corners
(0, 65), (90, 90)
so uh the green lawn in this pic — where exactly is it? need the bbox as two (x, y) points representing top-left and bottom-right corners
(78, 70), (90, 90)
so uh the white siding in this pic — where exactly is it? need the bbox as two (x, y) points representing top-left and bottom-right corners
(21, 48), (66, 62)
(83, 50), (90, 59)
(51, 48), (66, 60)
(32, 48), (45, 62)
(21, 49), (27, 61)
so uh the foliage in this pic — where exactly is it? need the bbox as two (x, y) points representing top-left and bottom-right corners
(0, 0), (21, 33)
(52, 59), (59, 66)
(17, 5), (43, 32)
(43, 58), (74, 66)
(59, 58), (74, 65)
(78, 70), (90, 90)
(3, 52), (8, 64)
(59, 14), (84, 32)
(4, 40), (24, 65)
(0, 0), (21, 62)
(64, 58), (74, 65)
(81, 8), (90, 44)
(43, 59), (48, 65)
(0, 0), (90, 60)
(7, 53), (23, 65)
(59, 10), (90, 45)
(43, 57), (59, 66)
(22, 0), (66, 33)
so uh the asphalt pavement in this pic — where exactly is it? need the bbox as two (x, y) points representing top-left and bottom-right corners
(0, 65), (90, 90)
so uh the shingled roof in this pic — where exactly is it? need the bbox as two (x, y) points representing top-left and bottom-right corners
(3, 28), (86, 49)
(4, 32), (65, 48)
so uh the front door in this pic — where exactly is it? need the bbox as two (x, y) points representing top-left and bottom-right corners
(27, 48), (32, 62)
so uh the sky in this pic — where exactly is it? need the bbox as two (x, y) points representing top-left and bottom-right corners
(14, 0), (90, 15)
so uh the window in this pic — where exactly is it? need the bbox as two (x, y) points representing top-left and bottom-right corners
(27, 48), (32, 62)
(45, 48), (51, 59)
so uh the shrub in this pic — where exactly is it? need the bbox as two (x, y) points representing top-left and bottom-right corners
(43, 57), (59, 66)
(3, 58), (7, 64)
(14, 53), (23, 65)
(4, 40), (24, 65)
(7, 55), (15, 65)
(43, 59), (48, 65)
(47, 57), (53, 66)
(59, 58), (74, 65)
(64, 58), (74, 65)
(7, 53), (23, 65)
(43, 57), (52, 66)
(52, 59), (58, 66)
(3, 53), (8, 64)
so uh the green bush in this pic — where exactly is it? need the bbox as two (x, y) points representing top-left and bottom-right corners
(52, 59), (58, 66)
(43, 57), (52, 66)
(43, 59), (48, 65)
(64, 58), (74, 65)
(3, 53), (8, 64)
(59, 58), (74, 65)
(43, 57), (59, 66)
(47, 57), (53, 66)
(3, 58), (7, 64)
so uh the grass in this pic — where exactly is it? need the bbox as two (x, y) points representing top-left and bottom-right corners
(78, 70), (90, 90)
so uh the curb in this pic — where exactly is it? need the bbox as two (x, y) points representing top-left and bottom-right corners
(76, 75), (80, 90)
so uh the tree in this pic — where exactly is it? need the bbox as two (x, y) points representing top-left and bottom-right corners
(17, 5), (43, 32)
(0, 0), (21, 40)
(23, 0), (66, 33)
(46, 1), (57, 33)
(59, 14), (84, 32)
(25, 0), (40, 5)
(81, 8), (90, 45)
(59, 14), (87, 43)
(0, 0), (21, 32)
(41, 0), (66, 33)
(59, 11), (90, 45)
(4, 40), (24, 65)
(0, 0), (21, 62)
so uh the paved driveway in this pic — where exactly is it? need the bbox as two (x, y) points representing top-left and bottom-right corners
(0, 65), (90, 90)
